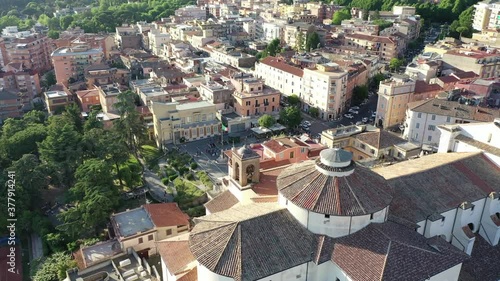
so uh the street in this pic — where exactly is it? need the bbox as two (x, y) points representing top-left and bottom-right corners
(304, 92), (379, 136)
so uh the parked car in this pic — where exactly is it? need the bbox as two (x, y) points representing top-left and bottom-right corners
(344, 113), (354, 119)
(350, 106), (360, 110)
(362, 117), (368, 123)
(371, 112), (377, 118)
(356, 121), (363, 125)
(301, 120), (311, 126)
(349, 109), (359, 114)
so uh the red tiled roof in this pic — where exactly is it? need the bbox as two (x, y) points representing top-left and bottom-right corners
(252, 167), (286, 196)
(260, 56), (304, 77)
(204, 190), (239, 213)
(156, 240), (195, 275)
(452, 71), (478, 80)
(144, 203), (190, 227)
(437, 75), (459, 84)
(346, 33), (395, 44)
(76, 89), (100, 98)
(178, 267), (197, 281)
(414, 80), (443, 94)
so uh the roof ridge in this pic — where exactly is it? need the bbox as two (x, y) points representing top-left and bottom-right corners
(311, 175), (330, 212)
(379, 240), (391, 281)
(314, 235), (325, 264)
(290, 171), (323, 202)
(344, 177), (366, 214)
(191, 220), (236, 234)
(279, 165), (317, 190)
(194, 222), (238, 270)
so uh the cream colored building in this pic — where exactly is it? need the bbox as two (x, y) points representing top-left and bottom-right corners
(376, 75), (415, 128)
(302, 63), (348, 120)
(151, 100), (220, 146)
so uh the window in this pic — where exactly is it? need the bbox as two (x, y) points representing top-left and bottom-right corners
(441, 217), (445, 222)
(428, 125), (436, 131)
(138, 237), (143, 244)
(431, 114), (436, 120)
(324, 214), (330, 219)
(250, 87), (254, 91)
(360, 144), (366, 150)
(370, 214), (374, 220)
(370, 149), (375, 155)
(166, 229), (172, 236)
(446, 116), (451, 122)
(416, 123), (420, 129)
(427, 135), (432, 142)
(290, 151), (294, 158)
(148, 234), (153, 241)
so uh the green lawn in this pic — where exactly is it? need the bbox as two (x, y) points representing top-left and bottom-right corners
(140, 145), (162, 169)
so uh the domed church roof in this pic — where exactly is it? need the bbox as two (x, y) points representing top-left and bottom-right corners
(277, 148), (393, 216)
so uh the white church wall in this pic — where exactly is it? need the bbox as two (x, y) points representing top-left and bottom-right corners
(425, 208), (457, 242)
(281, 194), (309, 227)
(427, 263), (462, 281)
(256, 263), (308, 281)
(305, 261), (334, 281)
(197, 264), (234, 281)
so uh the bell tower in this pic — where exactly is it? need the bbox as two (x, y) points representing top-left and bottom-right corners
(231, 145), (260, 187)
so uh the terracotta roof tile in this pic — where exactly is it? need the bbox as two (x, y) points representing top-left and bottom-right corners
(414, 80), (443, 94)
(259, 56), (304, 77)
(189, 203), (316, 281)
(437, 76), (459, 84)
(157, 240), (196, 275)
(277, 160), (393, 216)
(177, 267), (197, 281)
(332, 221), (468, 281)
(375, 153), (500, 223)
(204, 190), (239, 213)
(144, 203), (190, 227)
(409, 99), (500, 122)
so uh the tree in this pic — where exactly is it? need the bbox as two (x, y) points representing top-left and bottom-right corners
(43, 72), (57, 88)
(305, 32), (320, 52)
(38, 116), (82, 186)
(332, 9), (351, 25)
(59, 158), (118, 237)
(261, 38), (281, 59)
(352, 85), (369, 106)
(59, 15), (74, 30)
(287, 94), (301, 106)
(258, 114), (276, 128)
(63, 103), (83, 132)
(47, 30), (59, 39)
(295, 32), (305, 52)
(113, 90), (147, 155)
(309, 107), (319, 118)
(32, 252), (76, 281)
(279, 106), (302, 128)
(389, 58), (404, 72)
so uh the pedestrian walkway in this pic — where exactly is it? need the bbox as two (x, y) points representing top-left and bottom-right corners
(138, 155), (173, 203)
(30, 233), (43, 260)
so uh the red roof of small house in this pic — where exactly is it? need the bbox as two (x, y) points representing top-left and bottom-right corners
(144, 203), (190, 227)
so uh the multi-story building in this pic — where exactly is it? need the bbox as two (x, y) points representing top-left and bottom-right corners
(404, 61), (440, 83)
(151, 100), (220, 146)
(148, 30), (171, 57)
(115, 26), (142, 50)
(76, 88), (100, 112)
(230, 73), (281, 117)
(441, 49), (500, 79)
(210, 47), (256, 68)
(0, 70), (41, 100)
(5, 34), (52, 73)
(254, 56), (303, 99)
(261, 22), (282, 43)
(84, 64), (130, 88)
(174, 5), (207, 22)
(473, 1), (500, 31)
(302, 63), (348, 120)
(44, 88), (73, 115)
(0, 88), (22, 122)
(376, 75), (416, 128)
(137, 85), (169, 106)
(110, 203), (190, 256)
(97, 85), (121, 114)
(198, 80), (234, 110)
(344, 33), (399, 62)
(403, 98), (500, 147)
(69, 34), (115, 60)
(51, 45), (104, 86)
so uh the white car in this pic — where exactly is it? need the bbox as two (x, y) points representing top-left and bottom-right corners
(371, 112), (377, 118)
(344, 113), (354, 119)
(351, 106), (360, 110)
(362, 117), (368, 123)
(349, 109), (359, 114)
(302, 120), (311, 126)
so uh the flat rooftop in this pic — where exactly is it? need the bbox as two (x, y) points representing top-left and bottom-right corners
(176, 100), (214, 111)
(82, 240), (122, 268)
(52, 46), (102, 56)
(112, 207), (154, 238)
(45, 90), (68, 98)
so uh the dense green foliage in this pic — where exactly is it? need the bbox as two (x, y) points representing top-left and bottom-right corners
(287, 94), (301, 106)
(389, 58), (405, 72)
(305, 32), (321, 52)
(31, 252), (76, 281)
(258, 38), (281, 59)
(332, 8), (352, 25)
(258, 114), (276, 128)
(279, 106), (302, 128)
(352, 85), (369, 106)
(309, 107), (319, 118)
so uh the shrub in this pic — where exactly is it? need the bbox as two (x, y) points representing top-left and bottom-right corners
(190, 162), (198, 169)
(168, 174), (178, 181)
(186, 173), (195, 181)
(161, 178), (169, 185)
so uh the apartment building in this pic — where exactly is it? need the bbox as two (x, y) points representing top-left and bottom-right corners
(151, 100), (220, 146)
(51, 45), (104, 86)
(230, 73), (281, 117)
(44, 88), (73, 115)
(76, 88), (100, 112)
(5, 34), (52, 73)
(69, 34), (115, 60)
(115, 26), (142, 50)
(302, 63), (348, 120)
(473, 1), (500, 31)
(441, 49), (500, 79)
(0, 88), (22, 122)
(97, 85), (121, 113)
(403, 99), (500, 147)
(254, 56), (303, 99)
(210, 47), (256, 68)
(261, 22), (282, 43)
(84, 64), (130, 88)
(0, 70), (41, 100)
(148, 30), (171, 57)
(198, 80), (234, 110)
(344, 33), (399, 62)
(110, 203), (190, 257)
(376, 75), (416, 128)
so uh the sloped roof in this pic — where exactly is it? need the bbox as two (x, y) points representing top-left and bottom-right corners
(156, 240), (195, 275)
(408, 99), (500, 122)
(189, 203), (316, 281)
(177, 267), (197, 281)
(332, 220), (468, 281)
(259, 56), (304, 77)
(204, 190), (239, 213)
(374, 152), (500, 223)
(460, 234), (500, 281)
(277, 159), (393, 216)
(454, 134), (500, 157)
(355, 130), (406, 150)
(144, 203), (190, 227)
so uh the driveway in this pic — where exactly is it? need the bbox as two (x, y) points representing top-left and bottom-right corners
(138, 156), (173, 202)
